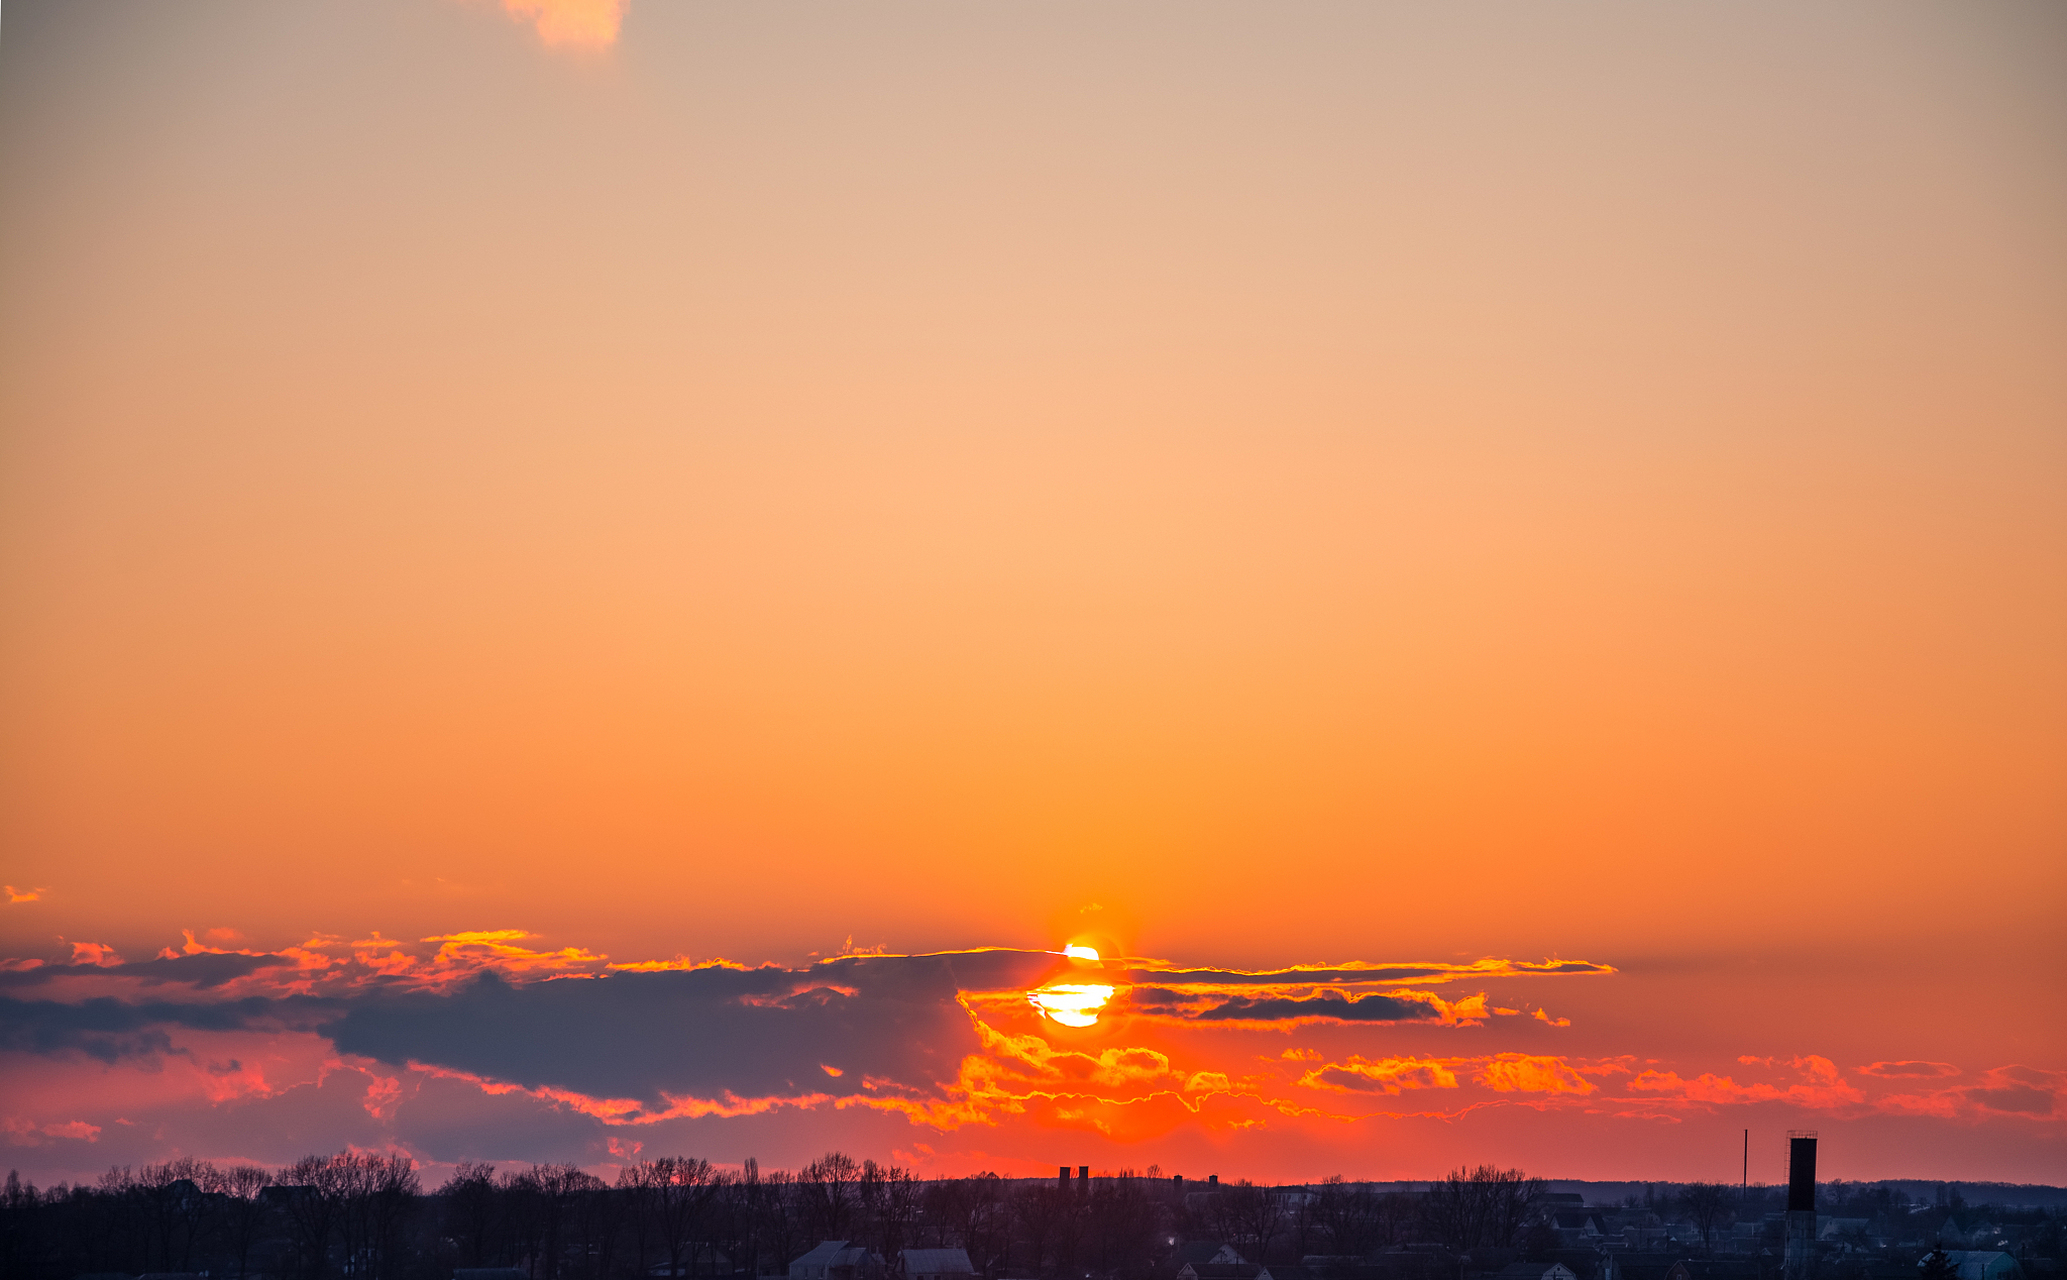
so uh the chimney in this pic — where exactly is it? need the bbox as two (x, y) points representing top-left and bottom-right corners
(1209, 1175), (1219, 1187)
(1078, 1165), (1090, 1195)
(1173, 1175), (1184, 1188)
(1059, 1165), (1070, 1193)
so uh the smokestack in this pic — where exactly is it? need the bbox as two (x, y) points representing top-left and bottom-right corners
(1173, 1175), (1184, 1188)
(1209, 1175), (1219, 1187)
(1059, 1165), (1070, 1193)
(1783, 1131), (1818, 1280)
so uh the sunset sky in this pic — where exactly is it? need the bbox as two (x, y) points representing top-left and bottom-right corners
(1, 0), (2063, 1187)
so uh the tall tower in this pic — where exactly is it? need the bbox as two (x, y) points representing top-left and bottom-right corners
(1783, 1131), (1818, 1280)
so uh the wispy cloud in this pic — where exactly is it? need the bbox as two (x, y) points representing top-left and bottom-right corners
(1859, 1060), (1960, 1079)
(4, 886), (47, 905)
(1627, 1055), (1865, 1111)
(3, 1116), (101, 1147)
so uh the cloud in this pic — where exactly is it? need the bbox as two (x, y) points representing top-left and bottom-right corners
(0, 932), (1622, 1148)
(1963, 1065), (2063, 1117)
(1629, 1055), (1864, 1111)
(1109, 957), (1614, 989)
(1474, 1054), (1597, 1095)
(499, 0), (626, 48)
(1130, 987), (1440, 1025)
(4, 886), (47, 904)
(1126, 986), (1496, 1028)
(1858, 1060), (1960, 1079)
(3, 1116), (101, 1146)
(0, 995), (332, 1064)
(69, 942), (123, 968)
(1301, 1056), (1460, 1095)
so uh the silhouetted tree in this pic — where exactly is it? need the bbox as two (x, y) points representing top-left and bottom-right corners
(442, 1163), (503, 1268)
(280, 1155), (348, 1280)
(1426, 1166), (1541, 1252)
(212, 1164), (275, 1280)
(798, 1153), (862, 1244)
(1680, 1184), (1736, 1257)
(644, 1157), (719, 1278)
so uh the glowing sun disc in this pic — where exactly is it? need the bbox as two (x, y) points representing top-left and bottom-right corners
(1029, 982), (1115, 1027)
(1064, 944), (1101, 961)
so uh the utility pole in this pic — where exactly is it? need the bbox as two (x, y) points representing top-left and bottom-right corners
(1743, 1130), (1749, 1196)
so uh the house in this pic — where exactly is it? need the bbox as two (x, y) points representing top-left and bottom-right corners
(1599, 1252), (1681, 1280)
(1541, 1252), (1604, 1280)
(792, 1243), (884, 1280)
(1494, 1262), (1579, 1280)
(1667, 1262), (1760, 1280)
(648, 1253), (733, 1279)
(1554, 1214), (1607, 1247)
(1177, 1245), (1248, 1269)
(1178, 1265), (1265, 1280)
(901, 1250), (975, 1280)
(1936, 1253), (2024, 1280)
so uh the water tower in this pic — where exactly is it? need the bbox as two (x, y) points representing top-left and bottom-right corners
(1783, 1131), (1818, 1280)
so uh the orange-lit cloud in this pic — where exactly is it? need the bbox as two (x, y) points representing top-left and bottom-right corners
(67, 942), (122, 968)
(1112, 958), (1616, 988)
(1301, 1056), (1460, 1095)
(1474, 1053), (1598, 1096)
(5, 887), (46, 905)
(1628, 1055), (1865, 1111)
(497, 0), (625, 48)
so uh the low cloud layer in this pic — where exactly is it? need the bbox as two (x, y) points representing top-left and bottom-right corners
(0, 929), (2058, 1180)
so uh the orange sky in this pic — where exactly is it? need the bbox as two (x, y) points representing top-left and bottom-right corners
(1, 0), (2063, 1184)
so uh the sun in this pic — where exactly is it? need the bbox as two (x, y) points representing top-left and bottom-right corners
(1028, 943), (1114, 1026)
(1027, 983), (1114, 1027)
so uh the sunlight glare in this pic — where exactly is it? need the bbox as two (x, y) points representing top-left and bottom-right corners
(1028, 982), (1115, 1027)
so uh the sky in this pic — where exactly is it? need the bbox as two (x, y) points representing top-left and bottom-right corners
(0, 0), (2064, 1188)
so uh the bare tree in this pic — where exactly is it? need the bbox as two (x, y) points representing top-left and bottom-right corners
(1217, 1182), (1285, 1263)
(139, 1156), (216, 1272)
(797, 1153), (862, 1244)
(281, 1155), (348, 1280)
(209, 1165), (275, 1280)
(760, 1169), (808, 1276)
(1425, 1166), (1541, 1253)
(441, 1163), (502, 1268)
(618, 1162), (658, 1279)
(648, 1157), (719, 1278)
(1679, 1184), (1735, 1258)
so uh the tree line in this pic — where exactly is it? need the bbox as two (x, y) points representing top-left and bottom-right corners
(18, 1156), (2040, 1280)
